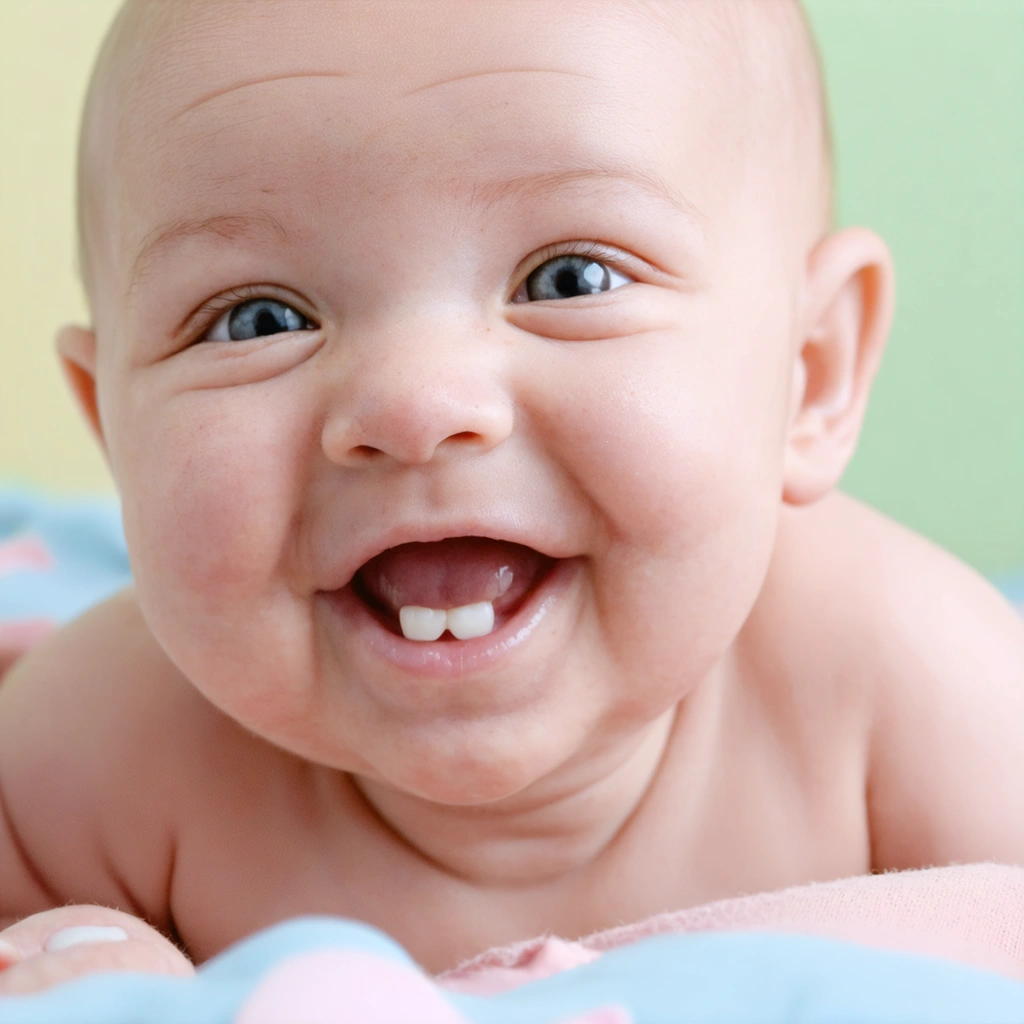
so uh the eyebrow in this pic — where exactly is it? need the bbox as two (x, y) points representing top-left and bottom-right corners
(468, 164), (707, 230)
(128, 166), (703, 291)
(129, 212), (289, 293)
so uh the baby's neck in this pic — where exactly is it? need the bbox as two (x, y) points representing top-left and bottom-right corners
(352, 706), (691, 888)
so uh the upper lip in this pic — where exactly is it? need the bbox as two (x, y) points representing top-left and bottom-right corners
(318, 516), (577, 593)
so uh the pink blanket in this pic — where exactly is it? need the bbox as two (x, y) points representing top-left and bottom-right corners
(235, 864), (1024, 1022)
(438, 864), (1024, 995)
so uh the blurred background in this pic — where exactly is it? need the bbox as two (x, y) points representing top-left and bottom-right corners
(0, 0), (1021, 578)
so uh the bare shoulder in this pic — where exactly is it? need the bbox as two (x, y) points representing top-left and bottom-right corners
(0, 589), (242, 925)
(0, 588), (211, 785)
(771, 491), (1024, 869)
(773, 489), (1023, 650)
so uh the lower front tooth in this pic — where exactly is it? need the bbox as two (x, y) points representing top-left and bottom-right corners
(446, 601), (495, 640)
(399, 606), (447, 642)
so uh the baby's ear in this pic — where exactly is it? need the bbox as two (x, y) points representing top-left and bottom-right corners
(56, 325), (106, 453)
(782, 228), (895, 506)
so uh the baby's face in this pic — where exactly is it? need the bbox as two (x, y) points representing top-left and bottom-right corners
(86, 0), (815, 804)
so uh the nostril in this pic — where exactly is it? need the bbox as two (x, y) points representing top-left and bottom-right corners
(349, 445), (384, 460)
(447, 431), (480, 444)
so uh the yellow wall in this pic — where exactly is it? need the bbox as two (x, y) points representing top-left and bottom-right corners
(0, 0), (121, 494)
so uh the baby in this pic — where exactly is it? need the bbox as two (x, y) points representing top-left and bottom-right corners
(0, 0), (1022, 995)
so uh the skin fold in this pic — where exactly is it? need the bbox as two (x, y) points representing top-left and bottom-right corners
(0, 0), (1020, 992)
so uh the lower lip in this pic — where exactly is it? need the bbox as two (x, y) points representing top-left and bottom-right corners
(322, 558), (580, 678)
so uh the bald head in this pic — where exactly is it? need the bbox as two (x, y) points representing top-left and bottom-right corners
(75, 0), (833, 309)
(712, 0), (833, 225)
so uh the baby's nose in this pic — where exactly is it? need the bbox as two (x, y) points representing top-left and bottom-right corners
(320, 322), (513, 467)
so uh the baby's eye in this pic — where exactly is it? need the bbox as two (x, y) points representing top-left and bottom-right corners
(515, 254), (632, 302)
(206, 298), (314, 342)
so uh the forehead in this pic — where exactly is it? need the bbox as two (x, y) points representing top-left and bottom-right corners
(118, 0), (731, 133)
(83, 0), (797, 304)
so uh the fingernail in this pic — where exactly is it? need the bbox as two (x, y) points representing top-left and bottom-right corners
(45, 926), (130, 952)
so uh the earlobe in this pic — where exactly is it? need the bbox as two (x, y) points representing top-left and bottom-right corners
(782, 227), (895, 506)
(56, 325), (105, 452)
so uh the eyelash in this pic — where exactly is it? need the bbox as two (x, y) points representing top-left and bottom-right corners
(190, 285), (309, 340)
(516, 241), (635, 290)
(186, 241), (637, 340)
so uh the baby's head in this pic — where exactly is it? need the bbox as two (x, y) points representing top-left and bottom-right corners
(60, 0), (893, 805)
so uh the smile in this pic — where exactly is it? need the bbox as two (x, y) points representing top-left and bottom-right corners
(323, 537), (579, 677)
(353, 537), (555, 641)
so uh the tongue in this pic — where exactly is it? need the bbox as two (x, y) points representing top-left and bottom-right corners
(356, 538), (550, 614)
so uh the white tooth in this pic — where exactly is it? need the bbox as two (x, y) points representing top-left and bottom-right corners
(399, 606), (447, 642)
(446, 601), (495, 641)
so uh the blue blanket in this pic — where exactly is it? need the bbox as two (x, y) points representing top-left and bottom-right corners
(0, 918), (1022, 1023)
(0, 489), (129, 623)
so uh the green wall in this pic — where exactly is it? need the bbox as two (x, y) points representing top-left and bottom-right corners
(806, 0), (1024, 574)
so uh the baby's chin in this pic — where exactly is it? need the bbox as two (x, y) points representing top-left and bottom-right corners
(362, 754), (544, 808)
(185, 663), (588, 807)
(341, 713), (592, 808)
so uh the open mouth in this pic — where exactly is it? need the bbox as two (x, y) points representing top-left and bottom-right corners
(351, 537), (557, 642)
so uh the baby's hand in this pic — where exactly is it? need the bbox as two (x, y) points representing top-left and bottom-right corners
(0, 905), (193, 996)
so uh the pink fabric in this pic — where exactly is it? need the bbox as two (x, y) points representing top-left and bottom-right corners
(236, 950), (469, 1024)
(236, 948), (630, 1024)
(439, 864), (1024, 994)
(0, 535), (53, 576)
(0, 534), (56, 679)
(235, 865), (1024, 1018)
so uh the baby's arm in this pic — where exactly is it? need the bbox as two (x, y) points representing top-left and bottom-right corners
(0, 592), (194, 992)
(866, 533), (1024, 870)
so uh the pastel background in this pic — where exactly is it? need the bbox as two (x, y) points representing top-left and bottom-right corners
(0, 1), (1021, 575)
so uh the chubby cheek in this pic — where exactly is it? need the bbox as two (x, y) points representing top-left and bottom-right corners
(523, 326), (788, 698)
(111, 378), (318, 724)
